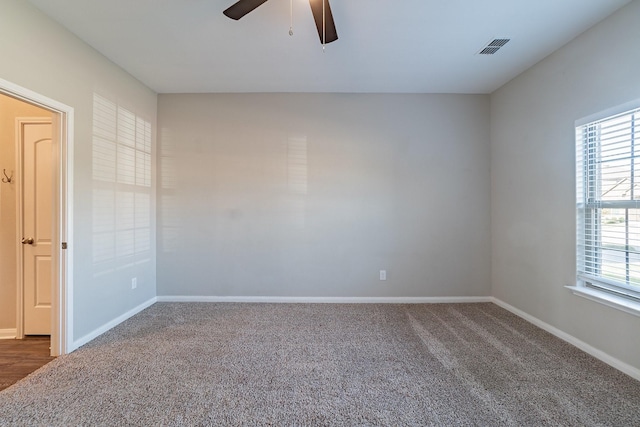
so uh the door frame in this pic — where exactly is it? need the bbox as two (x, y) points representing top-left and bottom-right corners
(1, 77), (74, 356)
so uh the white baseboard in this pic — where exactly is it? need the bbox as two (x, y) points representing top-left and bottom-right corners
(0, 328), (17, 339)
(157, 295), (493, 304)
(491, 297), (640, 382)
(70, 297), (157, 351)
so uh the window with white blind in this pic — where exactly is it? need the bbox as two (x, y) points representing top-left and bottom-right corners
(576, 103), (640, 306)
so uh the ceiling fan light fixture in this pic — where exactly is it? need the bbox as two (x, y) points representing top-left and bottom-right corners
(223, 0), (338, 46)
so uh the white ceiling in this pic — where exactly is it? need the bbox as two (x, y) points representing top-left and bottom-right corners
(28, 0), (631, 94)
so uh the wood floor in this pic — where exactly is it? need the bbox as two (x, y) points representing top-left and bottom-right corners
(0, 336), (55, 391)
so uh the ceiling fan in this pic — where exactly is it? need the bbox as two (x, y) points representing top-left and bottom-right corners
(223, 0), (338, 45)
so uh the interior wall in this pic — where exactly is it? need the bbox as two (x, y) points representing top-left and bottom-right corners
(491, 0), (640, 370)
(0, 2), (157, 341)
(0, 94), (52, 331)
(157, 93), (491, 298)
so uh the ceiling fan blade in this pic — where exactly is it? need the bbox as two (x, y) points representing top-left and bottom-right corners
(223, 0), (270, 20)
(309, 0), (338, 44)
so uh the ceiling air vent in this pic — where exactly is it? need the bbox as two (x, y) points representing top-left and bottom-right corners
(478, 38), (510, 55)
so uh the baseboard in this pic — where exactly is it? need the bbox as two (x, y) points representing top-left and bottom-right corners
(70, 297), (157, 351)
(491, 297), (640, 382)
(157, 295), (493, 304)
(0, 328), (17, 340)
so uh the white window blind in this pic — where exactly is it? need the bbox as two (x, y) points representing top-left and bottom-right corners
(576, 105), (640, 301)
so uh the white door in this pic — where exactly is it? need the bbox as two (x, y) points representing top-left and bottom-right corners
(21, 120), (53, 335)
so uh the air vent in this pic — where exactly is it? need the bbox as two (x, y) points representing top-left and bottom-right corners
(478, 38), (510, 55)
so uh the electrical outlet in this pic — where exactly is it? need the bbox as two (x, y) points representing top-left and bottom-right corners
(379, 270), (387, 281)
(131, 277), (137, 289)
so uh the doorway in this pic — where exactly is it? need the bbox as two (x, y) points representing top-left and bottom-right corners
(0, 78), (73, 356)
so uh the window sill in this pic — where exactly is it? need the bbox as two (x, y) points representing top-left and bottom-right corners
(566, 285), (640, 317)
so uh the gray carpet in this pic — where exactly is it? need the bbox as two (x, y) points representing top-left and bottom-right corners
(1, 303), (639, 426)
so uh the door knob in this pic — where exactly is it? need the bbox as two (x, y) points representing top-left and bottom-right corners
(21, 237), (34, 245)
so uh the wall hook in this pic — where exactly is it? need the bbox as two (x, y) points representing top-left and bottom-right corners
(2, 169), (13, 183)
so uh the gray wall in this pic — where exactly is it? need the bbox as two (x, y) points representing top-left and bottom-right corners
(491, 0), (640, 369)
(157, 93), (491, 298)
(0, 2), (157, 341)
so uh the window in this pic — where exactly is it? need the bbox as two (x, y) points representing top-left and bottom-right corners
(576, 103), (640, 306)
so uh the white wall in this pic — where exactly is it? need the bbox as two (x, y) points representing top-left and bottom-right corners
(0, 2), (157, 341)
(157, 93), (491, 298)
(491, 0), (640, 370)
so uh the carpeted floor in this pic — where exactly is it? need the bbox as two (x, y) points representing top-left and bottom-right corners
(1, 302), (639, 426)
